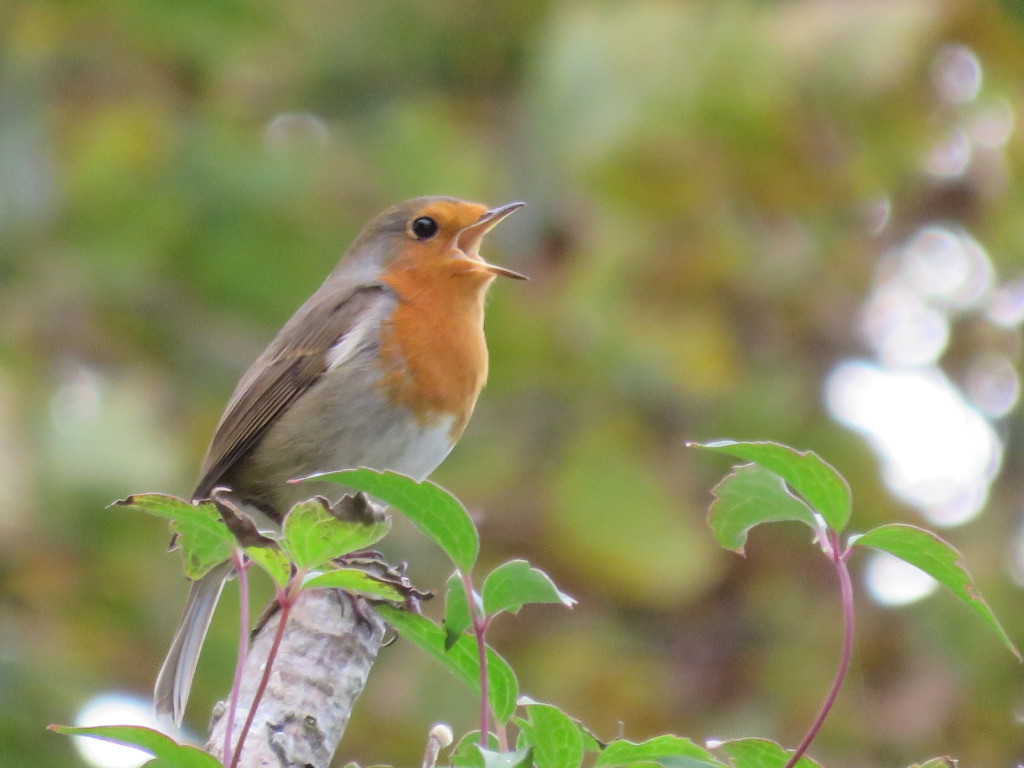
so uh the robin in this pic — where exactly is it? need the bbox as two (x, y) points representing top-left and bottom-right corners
(155, 196), (525, 725)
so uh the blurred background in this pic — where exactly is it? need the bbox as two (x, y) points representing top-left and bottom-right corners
(3, 1), (1024, 766)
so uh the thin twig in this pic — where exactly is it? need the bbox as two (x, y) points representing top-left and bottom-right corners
(222, 551), (251, 768)
(783, 529), (855, 768)
(459, 569), (491, 747)
(229, 586), (295, 768)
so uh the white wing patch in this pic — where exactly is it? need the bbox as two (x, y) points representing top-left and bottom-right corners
(326, 306), (381, 372)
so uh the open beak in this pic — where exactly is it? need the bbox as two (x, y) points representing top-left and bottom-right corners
(456, 201), (528, 280)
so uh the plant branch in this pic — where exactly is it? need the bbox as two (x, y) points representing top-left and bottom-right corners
(207, 587), (385, 768)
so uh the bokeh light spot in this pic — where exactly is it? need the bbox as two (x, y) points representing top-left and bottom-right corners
(73, 693), (166, 768)
(931, 43), (983, 104)
(864, 549), (938, 607)
(826, 361), (1000, 527)
(924, 127), (971, 179)
(902, 226), (992, 309)
(966, 354), (1020, 417)
(862, 285), (949, 366)
(263, 112), (330, 152)
(50, 364), (102, 432)
(970, 98), (1015, 148)
(986, 276), (1024, 327)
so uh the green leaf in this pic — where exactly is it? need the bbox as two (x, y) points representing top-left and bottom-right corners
(595, 735), (723, 767)
(452, 744), (533, 768)
(715, 738), (821, 768)
(302, 567), (404, 601)
(905, 759), (957, 768)
(49, 725), (223, 768)
(443, 572), (474, 650)
(245, 546), (292, 588)
(692, 441), (851, 534)
(450, 744), (485, 768)
(516, 699), (603, 756)
(451, 731), (503, 768)
(482, 560), (577, 617)
(852, 524), (1021, 660)
(706, 464), (818, 553)
(451, 748), (483, 768)
(113, 494), (233, 579)
(281, 497), (390, 570)
(479, 747), (534, 768)
(525, 703), (585, 768)
(310, 469), (479, 570)
(375, 604), (518, 723)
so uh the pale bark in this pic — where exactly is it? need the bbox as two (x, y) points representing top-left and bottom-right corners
(206, 589), (385, 768)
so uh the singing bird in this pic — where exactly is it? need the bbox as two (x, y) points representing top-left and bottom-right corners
(156, 196), (525, 724)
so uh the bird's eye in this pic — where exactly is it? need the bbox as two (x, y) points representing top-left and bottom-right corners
(411, 216), (439, 240)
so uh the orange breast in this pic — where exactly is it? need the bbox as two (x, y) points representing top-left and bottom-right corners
(378, 259), (493, 439)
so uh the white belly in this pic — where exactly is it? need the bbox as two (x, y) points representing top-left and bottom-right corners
(352, 412), (458, 481)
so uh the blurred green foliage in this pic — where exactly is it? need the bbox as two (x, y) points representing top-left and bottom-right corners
(3, 1), (1024, 767)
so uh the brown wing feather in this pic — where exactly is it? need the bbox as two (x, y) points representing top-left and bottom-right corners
(192, 283), (389, 501)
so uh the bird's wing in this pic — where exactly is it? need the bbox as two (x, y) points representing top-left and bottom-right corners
(192, 281), (392, 500)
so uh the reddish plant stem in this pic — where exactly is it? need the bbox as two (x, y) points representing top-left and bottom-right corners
(229, 582), (296, 768)
(494, 710), (508, 752)
(783, 529), (854, 768)
(459, 570), (492, 748)
(222, 551), (252, 768)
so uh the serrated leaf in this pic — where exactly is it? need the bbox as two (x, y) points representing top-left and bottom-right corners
(245, 546), (292, 588)
(595, 735), (723, 768)
(211, 493), (277, 548)
(375, 604), (518, 723)
(525, 703), (585, 768)
(444, 572), (474, 650)
(112, 493), (196, 519)
(49, 725), (223, 768)
(706, 464), (818, 553)
(113, 494), (233, 579)
(302, 567), (404, 601)
(715, 738), (821, 768)
(692, 441), (851, 534)
(281, 497), (390, 570)
(482, 560), (577, 617)
(852, 524), (1020, 659)
(309, 469), (479, 570)
(906, 759), (957, 768)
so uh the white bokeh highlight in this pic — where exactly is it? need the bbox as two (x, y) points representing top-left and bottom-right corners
(864, 549), (939, 607)
(73, 693), (168, 768)
(826, 361), (1001, 527)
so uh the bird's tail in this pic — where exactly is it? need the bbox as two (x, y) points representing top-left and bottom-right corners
(154, 561), (232, 725)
